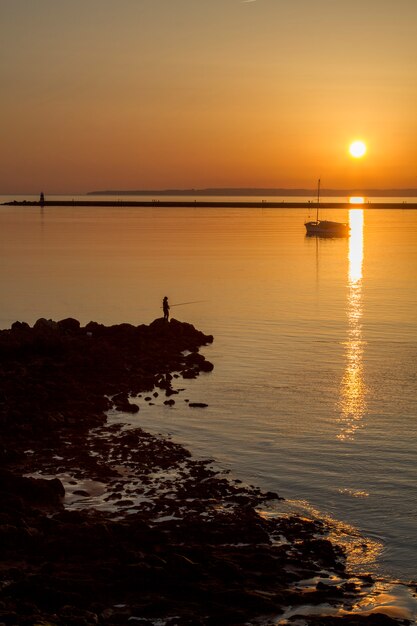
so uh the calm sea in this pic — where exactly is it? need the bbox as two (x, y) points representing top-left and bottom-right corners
(1, 196), (416, 583)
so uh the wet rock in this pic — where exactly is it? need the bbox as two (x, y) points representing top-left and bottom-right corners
(113, 392), (140, 413)
(189, 403), (208, 408)
(184, 352), (205, 366)
(264, 490), (281, 501)
(182, 369), (198, 379)
(101, 606), (131, 623)
(122, 402), (140, 413)
(0, 470), (64, 508)
(199, 360), (214, 372)
(299, 538), (345, 569)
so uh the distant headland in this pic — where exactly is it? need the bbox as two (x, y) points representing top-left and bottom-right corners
(87, 187), (417, 197)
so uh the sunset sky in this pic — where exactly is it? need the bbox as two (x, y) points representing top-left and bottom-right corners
(1, 0), (416, 193)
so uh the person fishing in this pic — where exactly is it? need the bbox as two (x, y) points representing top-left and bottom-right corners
(161, 297), (206, 320)
(162, 296), (170, 321)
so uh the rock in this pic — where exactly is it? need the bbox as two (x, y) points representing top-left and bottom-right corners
(182, 369), (198, 379)
(300, 538), (344, 568)
(33, 317), (58, 331)
(184, 352), (205, 366)
(112, 392), (140, 413)
(264, 490), (281, 501)
(101, 607), (131, 623)
(189, 403), (208, 408)
(199, 360), (214, 372)
(57, 317), (81, 332)
(0, 470), (65, 507)
(84, 320), (105, 336)
(11, 320), (30, 331)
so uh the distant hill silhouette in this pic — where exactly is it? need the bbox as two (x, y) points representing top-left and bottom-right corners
(88, 188), (417, 197)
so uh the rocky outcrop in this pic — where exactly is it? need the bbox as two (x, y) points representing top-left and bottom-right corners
(0, 317), (214, 449)
(0, 318), (410, 626)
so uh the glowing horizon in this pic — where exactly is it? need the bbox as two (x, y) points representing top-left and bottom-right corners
(1, 1), (416, 194)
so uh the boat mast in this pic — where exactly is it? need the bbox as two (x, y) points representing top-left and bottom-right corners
(316, 178), (320, 222)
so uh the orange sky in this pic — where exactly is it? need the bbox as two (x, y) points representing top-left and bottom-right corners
(1, 0), (416, 193)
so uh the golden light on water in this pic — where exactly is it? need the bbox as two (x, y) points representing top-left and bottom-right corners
(348, 210), (364, 284)
(260, 499), (383, 570)
(349, 196), (365, 204)
(338, 209), (367, 441)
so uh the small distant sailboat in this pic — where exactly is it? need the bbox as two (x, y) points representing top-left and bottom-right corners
(305, 179), (350, 237)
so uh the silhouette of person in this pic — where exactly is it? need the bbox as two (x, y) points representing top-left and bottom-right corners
(162, 296), (170, 321)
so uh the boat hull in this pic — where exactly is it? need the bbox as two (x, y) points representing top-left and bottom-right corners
(305, 220), (350, 237)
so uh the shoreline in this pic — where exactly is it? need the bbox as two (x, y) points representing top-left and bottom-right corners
(0, 318), (414, 625)
(2, 199), (417, 209)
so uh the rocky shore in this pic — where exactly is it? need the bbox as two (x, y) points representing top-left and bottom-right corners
(0, 318), (411, 625)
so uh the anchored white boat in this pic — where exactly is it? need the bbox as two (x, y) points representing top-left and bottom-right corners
(305, 179), (350, 237)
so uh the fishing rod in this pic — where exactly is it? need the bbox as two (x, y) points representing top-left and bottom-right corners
(170, 300), (207, 307)
(160, 300), (207, 308)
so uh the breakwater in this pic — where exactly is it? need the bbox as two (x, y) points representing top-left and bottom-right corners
(3, 199), (417, 209)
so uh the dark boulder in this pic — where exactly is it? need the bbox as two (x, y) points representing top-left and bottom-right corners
(11, 321), (30, 332)
(185, 352), (205, 366)
(84, 320), (105, 336)
(0, 470), (65, 508)
(112, 392), (139, 413)
(200, 360), (214, 372)
(33, 318), (58, 332)
(57, 317), (81, 332)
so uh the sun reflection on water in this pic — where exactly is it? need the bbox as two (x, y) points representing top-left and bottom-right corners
(338, 210), (367, 441)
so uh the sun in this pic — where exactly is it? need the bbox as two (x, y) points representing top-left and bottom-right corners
(349, 140), (367, 158)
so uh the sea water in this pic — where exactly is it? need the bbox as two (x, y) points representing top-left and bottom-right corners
(0, 197), (416, 583)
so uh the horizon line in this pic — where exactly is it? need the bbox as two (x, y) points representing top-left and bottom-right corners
(2, 187), (417, 198)
(87, 187), (417, 198)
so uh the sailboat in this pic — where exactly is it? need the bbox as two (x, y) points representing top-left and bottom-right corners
(305, 179), (350, 237)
